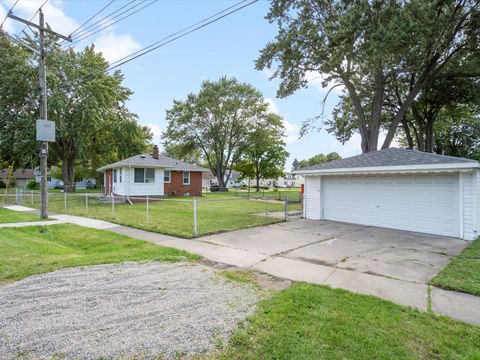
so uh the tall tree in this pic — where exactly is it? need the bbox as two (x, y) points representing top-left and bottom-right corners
(235, 113), (288, 192)
(0, 31), (151, 189)
(256, 0), (480, 153)
(163, 77), (277, 191)
(433, 105), (480, 159)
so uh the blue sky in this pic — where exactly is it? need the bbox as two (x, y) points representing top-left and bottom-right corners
(1, 0), (366, 170)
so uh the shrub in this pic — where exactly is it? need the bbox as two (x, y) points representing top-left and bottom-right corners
(27, 180), (40, 190)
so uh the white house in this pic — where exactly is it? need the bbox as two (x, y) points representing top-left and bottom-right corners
(97, 145), (209, 197)
(275, 173), (303, 188)
(295, 148), (480, 240)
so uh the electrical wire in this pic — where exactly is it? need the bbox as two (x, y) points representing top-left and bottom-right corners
(106, 0), (258, 72)
(17, 0), (48, 37)
(64, 0), (158, 48)
(69, 0), (116, 37)
(0, 0), (20, 29)
(68, 0), (158, 47)
(107, 0), (250, 68)
(69, 0), (136, 38)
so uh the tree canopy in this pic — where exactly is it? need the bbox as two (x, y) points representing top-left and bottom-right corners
(257, 0), (480, 153)
(292, 152), (341, 170)
(235, 113), (288, 192)
(163, 77), (286, 190)
(0, 31), (151, 189)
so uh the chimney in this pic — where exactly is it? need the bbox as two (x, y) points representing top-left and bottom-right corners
(152, 145), (159, 159)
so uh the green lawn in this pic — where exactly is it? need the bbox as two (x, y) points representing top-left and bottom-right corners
(0, 224), (198, 284)
(30, 194), (300, 238)
(0, 207), (41, 223)
(220, 283), (480, 359)
(431, 238), (480, 296)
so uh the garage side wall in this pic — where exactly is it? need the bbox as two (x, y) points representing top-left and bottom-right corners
(304, 176), (321, 220)
(460, 172), (480, 240)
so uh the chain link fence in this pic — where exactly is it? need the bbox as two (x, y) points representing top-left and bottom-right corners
(1, 190), (303, 238)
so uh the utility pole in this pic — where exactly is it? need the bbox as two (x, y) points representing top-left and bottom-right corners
(8, 9), (71, 218)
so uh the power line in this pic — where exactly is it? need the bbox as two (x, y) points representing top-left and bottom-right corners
(69, 0), (136, 38)
(106, 0), (258, 72)
(107, 0), (251, 68)
(68, 0), (158, 47)
(0, 0), (20, 29)
(69, 0), (116, 37)
(17, 0), (48, 37)
(65, 0), (157, 48)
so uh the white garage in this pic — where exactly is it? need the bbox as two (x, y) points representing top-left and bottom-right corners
(296, 148), (480, 240)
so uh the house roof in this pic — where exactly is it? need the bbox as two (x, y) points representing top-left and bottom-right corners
(294, 148), (479, 175)
(0, 168), (35, 179)
(96, 153), (209, 173)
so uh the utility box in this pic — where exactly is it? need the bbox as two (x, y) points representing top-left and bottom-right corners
(36, 119), (55, 142)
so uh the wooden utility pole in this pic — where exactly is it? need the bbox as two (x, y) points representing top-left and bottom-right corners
(8, 9), (71, 218)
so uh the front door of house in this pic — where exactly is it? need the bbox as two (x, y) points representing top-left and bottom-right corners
(106, 170), (113, 195)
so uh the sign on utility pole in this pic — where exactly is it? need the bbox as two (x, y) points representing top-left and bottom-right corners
(8, 9), (71, 219)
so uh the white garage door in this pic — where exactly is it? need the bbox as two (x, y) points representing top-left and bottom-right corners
(322, 174), (459, 237)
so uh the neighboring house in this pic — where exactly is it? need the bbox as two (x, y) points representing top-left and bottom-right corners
(202, 171), (217, 188)
(34, 168), (64, 189)
(295, 148), (480, 240)
(275, 173), (303, 188)
(0, 168), (35, 188)
(75, 178), (97, 190)
(97, 145), (209, 197)
(203, 170), (245, 189)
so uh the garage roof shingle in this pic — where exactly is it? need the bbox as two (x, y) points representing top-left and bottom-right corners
(296, 148), (477, 172)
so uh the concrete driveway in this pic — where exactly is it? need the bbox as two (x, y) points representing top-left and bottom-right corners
(203, 219), (469, 284)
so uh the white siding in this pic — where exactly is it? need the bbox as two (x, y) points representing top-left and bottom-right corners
(304, 173), (470, 239)
(461, 173), (474, 240)
(475, 170), (480, 240)
(304, 176), (321, 220)
(113, 167), (164, 197)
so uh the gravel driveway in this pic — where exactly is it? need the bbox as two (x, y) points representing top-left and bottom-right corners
(0, 262), (258, 359)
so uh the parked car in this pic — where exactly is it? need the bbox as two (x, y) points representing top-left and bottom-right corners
(210, 185), (220, 192)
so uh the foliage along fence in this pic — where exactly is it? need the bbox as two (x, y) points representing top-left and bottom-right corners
(1, 190), (302, 238)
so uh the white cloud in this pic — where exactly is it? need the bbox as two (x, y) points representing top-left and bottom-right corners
(265, 97), (300, 145)
(93, 32), (142, 63)
(304, 70), (345, 95)
(11, 0), (79, 34)
(0, 3), (15, 33)
(145, 123), (162, 145)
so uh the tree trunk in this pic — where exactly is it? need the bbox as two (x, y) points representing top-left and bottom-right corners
(401, 116), (414, 149)
(424, 114), (435, 153)
(62, 159), (75, 193)
(366, 70), (385, 152)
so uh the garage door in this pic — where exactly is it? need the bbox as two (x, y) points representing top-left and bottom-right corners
(322, 174), (459, 237)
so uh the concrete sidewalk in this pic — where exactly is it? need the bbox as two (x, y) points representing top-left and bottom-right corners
(3, 205), (480, 326)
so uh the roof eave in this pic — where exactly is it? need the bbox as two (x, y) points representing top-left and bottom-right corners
(294, 162), (480, 175)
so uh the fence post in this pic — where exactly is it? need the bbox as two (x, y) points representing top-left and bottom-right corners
(85, 194), (88, 216)
(64, 191), (67, 213)
(193, 198), (198, 238)
(112, 195), (115, 219)
(284, 194), (288, 221)
(31, 191), (34, 205)
(146, 195), (149, 225)
(264, 198), (268, 224)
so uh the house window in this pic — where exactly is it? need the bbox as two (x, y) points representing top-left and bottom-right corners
(134, 168), (156, 183)
(113, 169), (117, 183)
(145, 168), (155, 183)
(183, 171), (190, 185)
(164, 170), (171, 183)
(134, 168), (145, 183)
(119, 168), (122, 183)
